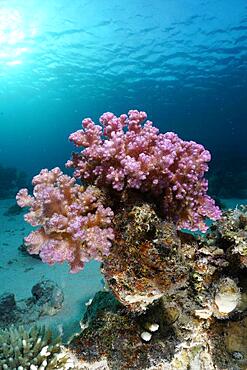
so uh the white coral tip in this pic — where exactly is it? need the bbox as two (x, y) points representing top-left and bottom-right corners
(147, 323), (159, 332)
(141, 331), (152, 342)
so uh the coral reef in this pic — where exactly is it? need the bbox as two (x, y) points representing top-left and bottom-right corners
(0, 325), (73, 369)
(0, 280), (64, 329)
(17, 110), (220, 273)
(68, 209), (247, 369)
(68, 287), (247, 370)
(17, 110), (247, 369)
(66, 205), (247, 369)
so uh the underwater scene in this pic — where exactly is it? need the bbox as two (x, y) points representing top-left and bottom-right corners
(0, 0), (247, 369)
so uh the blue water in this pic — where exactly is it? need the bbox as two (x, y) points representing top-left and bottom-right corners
(0, 0), (246, 178)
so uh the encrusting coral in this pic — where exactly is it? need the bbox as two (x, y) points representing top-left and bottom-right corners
(16, 110), (247, 369)
(0, 325), (73, 369)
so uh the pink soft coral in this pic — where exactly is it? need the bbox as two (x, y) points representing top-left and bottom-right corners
(67, 110), (221, 232)
(16, 168), (114, 272)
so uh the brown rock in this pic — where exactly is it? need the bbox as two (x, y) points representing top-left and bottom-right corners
(102, 200), (189, 312)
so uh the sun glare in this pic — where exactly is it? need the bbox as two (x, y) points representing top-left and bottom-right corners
(0, 7), (35, 66)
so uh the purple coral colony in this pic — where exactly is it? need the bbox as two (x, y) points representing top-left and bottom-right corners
(17, 110), (220, 273)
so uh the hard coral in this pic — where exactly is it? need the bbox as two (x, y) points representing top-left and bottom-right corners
(0, 325), (73, 369)
(67, 109), (221, 232)
(16, 168), (114, 273)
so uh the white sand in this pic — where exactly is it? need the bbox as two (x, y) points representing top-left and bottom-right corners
(0, 198), (104, 341)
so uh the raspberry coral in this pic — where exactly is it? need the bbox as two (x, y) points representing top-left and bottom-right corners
(67, 110), (221, 232)
(16, 168), (114, 272)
